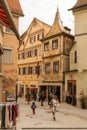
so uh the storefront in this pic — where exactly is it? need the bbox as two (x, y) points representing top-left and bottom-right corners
(40, 85), (60, 102)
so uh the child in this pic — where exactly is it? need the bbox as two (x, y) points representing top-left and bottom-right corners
(49, 95), (59, 121)
(31, 101), (37, 114)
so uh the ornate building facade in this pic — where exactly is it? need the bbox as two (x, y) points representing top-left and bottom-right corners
(41, 9), (74, 102)
(18, 18), (51, 97)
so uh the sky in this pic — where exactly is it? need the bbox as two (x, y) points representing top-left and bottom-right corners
(19, 0), (77, 35)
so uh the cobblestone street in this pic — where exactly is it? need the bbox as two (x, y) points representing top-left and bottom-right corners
(16, 98), (87, 130)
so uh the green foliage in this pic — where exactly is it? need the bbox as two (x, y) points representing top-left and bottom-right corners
(80, 94), (87, 109)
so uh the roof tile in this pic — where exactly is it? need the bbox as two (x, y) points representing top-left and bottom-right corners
(73, 0), (87, 9)
(7, 0), (24, 16)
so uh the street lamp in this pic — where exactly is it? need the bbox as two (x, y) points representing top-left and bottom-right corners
(16, 79), (18, 103)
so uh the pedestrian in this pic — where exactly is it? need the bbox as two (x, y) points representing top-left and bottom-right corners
(37, 91), (41, 102)
(49, 95), (59, 121)
(48, 92), (53, 105)
(31, 101), (37, 115)
(40, 91), (45, 106)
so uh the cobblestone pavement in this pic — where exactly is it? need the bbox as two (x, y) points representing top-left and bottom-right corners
(16, 98), (87, 130)
(22, 128), (87, 130)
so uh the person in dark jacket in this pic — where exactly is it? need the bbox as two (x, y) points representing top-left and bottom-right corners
(31, 101), (37, 114)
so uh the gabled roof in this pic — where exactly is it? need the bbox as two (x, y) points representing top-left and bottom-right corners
(8, 0), (24, 16)
(71, 0), (87, 11)
(21, 17), (51, 40)
(19, 17), (51, 50)
(44, 9), (70, 40)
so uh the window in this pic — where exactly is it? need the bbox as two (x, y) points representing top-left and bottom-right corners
(19, 68), (23, 75)
(25, 67), (29, 74)
(53, 61), (59, 73)
(3, 48), (12, 64)
(31, 49), (37, 57)
(52, 39), (58, 49)
(30, 36), (36, 43)
(32, 66), (36, 74)
(74, 51), (77, 63)
(31, 50), (35, 57)
(18, 54), (22, 60)
(22, 53), (25, 59)
(44, 42), (49, 51)
(36, 65), (42, 74)
(25, 52), (29, 59)
(28, 51), (31, 57)
(23, 67), (25, 74)
(45, 63), (50, 74)
(37, 33), (44, 40)
(39, 66), (42, 74)
(38, 47), (41, 56)
(4, 27), (13, 34)
(35, 49), (37, 56)
(28, 67), (31, 74)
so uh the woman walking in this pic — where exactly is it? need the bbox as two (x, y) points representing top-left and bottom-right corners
(49, 95), (59, 121)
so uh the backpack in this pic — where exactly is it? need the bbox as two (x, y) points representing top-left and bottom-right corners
(31, 104), (36, 109)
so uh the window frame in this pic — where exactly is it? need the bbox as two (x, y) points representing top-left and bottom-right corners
(52, 39), (58, 49)
(53, 61), (59, 73)
(45, 62), (50, 74)
(44, 42), (49, 51)
(74, 51), (77, 63)
(3, 47), (13, 64)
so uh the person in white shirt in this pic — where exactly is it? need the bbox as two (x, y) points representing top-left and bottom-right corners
(49, 95), (59, 121)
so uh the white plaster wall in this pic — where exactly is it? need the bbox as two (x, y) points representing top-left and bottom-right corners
(75, 10), (87, 35)
(65, 72), (87, 107)
(70, 44), (77, 70)
(76, 36), (87, 71)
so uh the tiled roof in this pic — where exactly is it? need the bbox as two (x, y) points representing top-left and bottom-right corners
(0, 0), (21, 40)
(72, 0), (87, 9)
(7, 0), (24, 16)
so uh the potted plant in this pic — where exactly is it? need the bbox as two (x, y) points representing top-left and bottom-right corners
(80, 94), (86, 109)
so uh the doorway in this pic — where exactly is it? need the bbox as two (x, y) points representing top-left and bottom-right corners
(67, 80), (76, 106)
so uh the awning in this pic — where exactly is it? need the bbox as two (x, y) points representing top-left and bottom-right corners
(0, 0), (20, 40)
